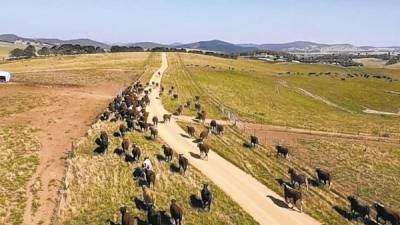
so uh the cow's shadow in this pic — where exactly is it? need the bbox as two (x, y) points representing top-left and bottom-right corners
(170, 163), (181, 173)
(133, 197), (147, 211)
(180, 133), (190, 138)
(189, 194), (203, 209)
(156, 154), (166, 162)
(266, 195), (290, 209)
(189, 152), (201, 159)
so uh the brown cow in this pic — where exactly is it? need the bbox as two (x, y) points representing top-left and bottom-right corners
(179, 154), (188, 175)
(150, 127), (158, 140)
(120, 207), (135, 225)
(170, 199), (183, 225)
(152, 116), (159, 127)
(288, 167), (309, 190)
(197, 143), (210, 160)
(163, 114), (172, 123)
(187, 126), (195, 137)
(122, 138), (130, 152)
(199, 128), (209, 141)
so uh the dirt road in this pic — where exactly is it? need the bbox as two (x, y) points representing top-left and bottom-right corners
(147, 53), (320, 225)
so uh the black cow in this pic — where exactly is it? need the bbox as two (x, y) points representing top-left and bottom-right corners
(347, 196), (370, 219)
(276, 145), (289, 158)
(162, 144), (173, 162)
(373, 203), (400, 225)
(147, 206), (161, 225)
(201, 183), (212, 211)
(283, 184), (303, 212)
(315, 168), (332, 188)
(250, 135), (258, 148)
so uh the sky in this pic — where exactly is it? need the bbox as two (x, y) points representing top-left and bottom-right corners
(1, 0), (399, 46)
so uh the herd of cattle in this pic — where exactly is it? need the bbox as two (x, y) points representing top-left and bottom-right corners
(93, 73), (399, 225)
(96, 80), (213, 225)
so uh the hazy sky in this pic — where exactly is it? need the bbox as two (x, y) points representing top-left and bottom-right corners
(1, 0), (399, 46)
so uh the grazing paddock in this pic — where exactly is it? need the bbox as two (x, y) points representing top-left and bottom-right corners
(1, 52), (156, 86)
(176, 53), (400, 136)
(176, 119), (400, 225)
(161, 53), (224, 119)
(57, 121), (257, 225)
(0, 52), (158, 225)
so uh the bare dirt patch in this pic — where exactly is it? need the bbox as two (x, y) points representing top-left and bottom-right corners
(0, 82), (128, 225)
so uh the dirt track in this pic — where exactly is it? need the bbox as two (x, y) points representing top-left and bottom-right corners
(147, 53), (320, 225)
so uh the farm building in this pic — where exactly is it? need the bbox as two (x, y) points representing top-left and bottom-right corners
(0, 71), (11, 82)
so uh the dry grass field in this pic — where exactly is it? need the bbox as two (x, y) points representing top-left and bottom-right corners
(57, 120), (257, 225)
(160, 52), (400, 224)
(0, 52), (158, 225)
(176, 120), (400, 225)
(172, 53), (400, 136)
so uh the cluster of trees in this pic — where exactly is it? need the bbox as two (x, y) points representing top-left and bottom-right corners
(9, 45), (36, 59)
(10, 44), (105, 59)
(110, 46), (144, 52)
(386, 56), (400, 65)
(48, 44), (105, 55)
(110, 46), (237, 59)
(297, 54), (363, 67)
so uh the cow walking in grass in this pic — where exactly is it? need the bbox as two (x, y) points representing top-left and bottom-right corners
(179, 154), (188, 175)
(201, 183), (212, 211)
(373, 203), (400, 225)
(276, 144), (289, 158)
(250, 135), (258, 148)
(288, 167), (309, 190)
(162, 144), (173, 162)
(170, 199), (183, 225)
(347, 196), (370, 220)
(120, 207), (135, 225)
(315, 168), (332, 188)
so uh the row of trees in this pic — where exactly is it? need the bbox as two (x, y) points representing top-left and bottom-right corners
(10, 44), (105, 59)
(110, 46), (144, 52)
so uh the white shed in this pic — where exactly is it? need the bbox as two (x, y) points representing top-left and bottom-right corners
(0, 71), (11, 82)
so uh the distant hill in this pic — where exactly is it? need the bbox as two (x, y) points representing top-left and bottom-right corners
(36, 38), (110, 49)
(177, 40), (256, 53)
(127, 42), (166, 49)
(239, 41), (400, 53)
(1, 34), (399, 54)
(0, 34), (110, 49)
(0, 34), (37, 43)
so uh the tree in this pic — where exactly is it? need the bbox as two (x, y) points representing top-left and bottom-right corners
(38, 47), (51, 56)
(10, 48), (26, 58)
(24, 45), (36, 58)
